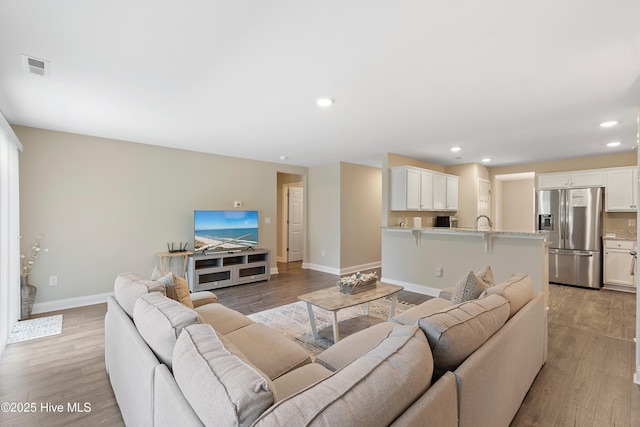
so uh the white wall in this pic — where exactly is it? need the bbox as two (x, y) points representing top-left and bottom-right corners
(16, 126), (307, 309)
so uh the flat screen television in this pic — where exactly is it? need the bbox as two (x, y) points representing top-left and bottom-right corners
(194, 210), (259, 252)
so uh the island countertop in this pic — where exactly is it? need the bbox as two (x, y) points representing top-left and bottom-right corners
(383, 226), (549, 239)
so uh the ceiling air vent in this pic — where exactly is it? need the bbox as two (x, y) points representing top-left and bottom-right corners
(21, 54), (50, 78)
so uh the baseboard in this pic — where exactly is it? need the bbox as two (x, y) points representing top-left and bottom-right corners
(270, 267), (279, 275)
(277, 256), (286, 263)
(303, 263), (340, 275)
(32, 292), (113, 315)
(339, 261), (381, 276)
(380, 277), (442, 298)
(301, 261), (382, 277)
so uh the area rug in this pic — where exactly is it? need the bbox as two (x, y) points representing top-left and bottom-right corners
(248, 299), (414, 356)
(7, 314), (63, 344)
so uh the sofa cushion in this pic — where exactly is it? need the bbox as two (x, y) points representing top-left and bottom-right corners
(418, 294), (510, 377)
(195, 303), (254, 335)
(252, 325), (433, 427)
(133, 292), (200, 369)
(225, 323), (311, 380)
(392, 297), (451, 326)
(114, 272), (166, 318)
(173, 324), (274, 427)
(481, 273), (534, 318)
(450, 271), (490, 304)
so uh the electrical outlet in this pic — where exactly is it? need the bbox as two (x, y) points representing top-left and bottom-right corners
(321, 250), (325, 257)
(436, 267), (443, 277)
(49, 275), (58, 286)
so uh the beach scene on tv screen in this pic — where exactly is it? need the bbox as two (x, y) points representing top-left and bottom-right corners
(194, 210), (259, 251)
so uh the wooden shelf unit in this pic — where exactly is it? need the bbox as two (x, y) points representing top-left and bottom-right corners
(187, 248), (270, 291)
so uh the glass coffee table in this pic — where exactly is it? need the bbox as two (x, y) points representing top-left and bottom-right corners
(298, 282), (404, 342)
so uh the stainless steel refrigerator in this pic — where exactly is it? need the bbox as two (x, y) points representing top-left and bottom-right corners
(536, 187), (603, 289)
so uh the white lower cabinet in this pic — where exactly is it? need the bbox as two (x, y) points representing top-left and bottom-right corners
(603, 240), (636, 291)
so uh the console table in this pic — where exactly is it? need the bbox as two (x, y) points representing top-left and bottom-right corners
(187, 248), (270, 292)
(156, 251), (193, 277)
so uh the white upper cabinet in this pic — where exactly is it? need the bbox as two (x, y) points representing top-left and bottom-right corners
(390, 166), (457, 211)
(432, 173), (446, 210)
(391, 166), (433, 211)
(537, 170), (604, 189)
(605, 167), (637, 212)
(446, 175), (459, 211)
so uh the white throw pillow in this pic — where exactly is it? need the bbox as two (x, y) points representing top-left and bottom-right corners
(476, 265), (495, 287)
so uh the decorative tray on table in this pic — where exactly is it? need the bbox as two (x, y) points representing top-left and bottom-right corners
(338, 271), (378, 294)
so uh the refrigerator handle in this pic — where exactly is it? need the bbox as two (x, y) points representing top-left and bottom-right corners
(630, 251), (637, 276)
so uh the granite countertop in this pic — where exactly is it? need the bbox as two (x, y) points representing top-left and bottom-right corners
(603, 230), (637, 241)
(384, 226), (549, 239)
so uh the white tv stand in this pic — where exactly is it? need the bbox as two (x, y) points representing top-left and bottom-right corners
(187, 248), (270, 292)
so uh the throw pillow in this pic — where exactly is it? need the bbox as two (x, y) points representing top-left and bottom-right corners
(150, 265), (166, 280)
(150, 266), (194, 309)
(476, 265), (495, 287)
(172, 274), (194, 309)
(450, 271), (489, 305)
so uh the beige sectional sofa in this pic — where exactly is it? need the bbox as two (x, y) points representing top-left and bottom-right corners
(105, 271), (546, 427)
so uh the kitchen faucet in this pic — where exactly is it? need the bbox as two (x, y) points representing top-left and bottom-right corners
(476, 215), (493, 230)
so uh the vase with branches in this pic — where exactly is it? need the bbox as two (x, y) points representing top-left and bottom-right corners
(20, 236), (42, 319)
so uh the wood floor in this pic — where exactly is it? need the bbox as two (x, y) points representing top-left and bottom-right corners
(0, 262), (637, 426)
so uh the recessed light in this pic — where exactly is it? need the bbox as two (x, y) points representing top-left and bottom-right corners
(481, 158), (491, 163)
(450, 147), (462, 152)
(600, 121), (618, 128)
(280, 156), (289, 160)
(316, 97), (334, 107)
(607, 141), (621, 147)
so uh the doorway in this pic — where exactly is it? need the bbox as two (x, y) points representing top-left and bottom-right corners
(287, 186), (304, 262)
(277, 173), (305, 263)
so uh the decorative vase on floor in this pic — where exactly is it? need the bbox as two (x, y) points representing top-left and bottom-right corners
(20, 275), (37, 320)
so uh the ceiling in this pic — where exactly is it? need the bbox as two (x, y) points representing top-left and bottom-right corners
(1, 1), (639, 168)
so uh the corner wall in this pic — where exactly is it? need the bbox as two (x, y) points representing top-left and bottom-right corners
(307, 161), (382, 274)
(340, 162), (382, 273)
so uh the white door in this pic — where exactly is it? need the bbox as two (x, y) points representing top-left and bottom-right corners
(477, 179), (491, 229)
(288, 187), (304, 262)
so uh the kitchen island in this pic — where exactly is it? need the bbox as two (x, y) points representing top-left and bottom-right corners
(381, 227), (550, 302)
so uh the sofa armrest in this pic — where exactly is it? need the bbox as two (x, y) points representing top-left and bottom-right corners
(315, 322), (397, 371)
(392, 297), (451, 325)
(439, 287), (454, 301)
(190, 291), (218, 307)
(390, 371), (458, 427)
(153, 364), (203, 427)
